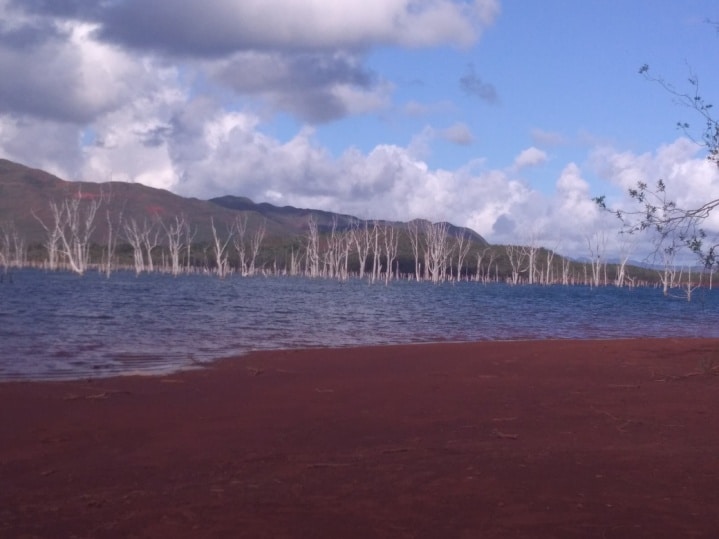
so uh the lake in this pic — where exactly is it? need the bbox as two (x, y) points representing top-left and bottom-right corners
(1, 269), (718, 381)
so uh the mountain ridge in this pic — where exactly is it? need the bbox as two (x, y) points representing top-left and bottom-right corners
(0, 158), (487, 246)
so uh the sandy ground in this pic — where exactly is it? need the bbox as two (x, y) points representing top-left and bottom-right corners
(2, 339), (719, 538)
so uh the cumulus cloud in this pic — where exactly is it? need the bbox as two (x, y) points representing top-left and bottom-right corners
(0, 20), (148, 123)
(441, 123), (474, 145)
(91, 0), (501, 55)
(2, 0), (498, 127)
(211, 51), (391, 123)
(10, 0), (500, 55)
(591, 138), (719, 233)
(511, 147), (547, 171)
(0, 115), (83, 178)
(12, 0), (717, 261)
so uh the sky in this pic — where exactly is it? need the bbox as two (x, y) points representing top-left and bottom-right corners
(1, 0), (718, 259)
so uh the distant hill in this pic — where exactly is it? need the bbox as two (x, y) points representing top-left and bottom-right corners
(1, 158), (701, 287)
(0, 158), (488, 248)
(210, 195), (488, 245)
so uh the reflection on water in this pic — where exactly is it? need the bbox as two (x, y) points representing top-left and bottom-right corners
(1, 269), (718, 380)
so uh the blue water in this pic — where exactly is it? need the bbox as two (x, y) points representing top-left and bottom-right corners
(1, 269), (718, 380)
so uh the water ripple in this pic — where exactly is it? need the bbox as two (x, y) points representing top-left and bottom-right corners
(1, 269), (719, 380)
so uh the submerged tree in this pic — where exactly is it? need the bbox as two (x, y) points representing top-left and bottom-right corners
(35, 189), (103, 275)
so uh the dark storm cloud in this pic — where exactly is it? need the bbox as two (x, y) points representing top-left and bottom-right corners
(137, 124), (174, 148)
(96, 1), (241, 57)
(9, 0), (252, 58)
(0, 38), (96, 123)
(214, 52), (378, 123)
(0, 1), (490, 127)
(0, 1), (111, 123)
(9, 0), (102, 19)
(0, 18), (65, 50)
(459, 63), (498, 103)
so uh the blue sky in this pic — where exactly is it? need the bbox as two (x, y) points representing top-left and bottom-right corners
(0, 0), (717, 257)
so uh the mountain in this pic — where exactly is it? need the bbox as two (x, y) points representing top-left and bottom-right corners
(210, 195), (488, 245)
(0, 158), (488, 247)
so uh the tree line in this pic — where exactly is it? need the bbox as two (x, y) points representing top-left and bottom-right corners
(0, 189), (714, 296)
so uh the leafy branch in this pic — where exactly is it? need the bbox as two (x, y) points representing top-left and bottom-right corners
(595, 57), (719, 270)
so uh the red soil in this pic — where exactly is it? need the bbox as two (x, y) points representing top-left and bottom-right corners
(1, 339), (719, 538)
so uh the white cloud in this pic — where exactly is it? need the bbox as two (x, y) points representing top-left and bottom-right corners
(0, 116), (82, 179)
(592, 138), (719, 235)
(511, 146), (547, 171)
(441, 123), (474, 145)
(7, 0), (719, 264)
(95, 0), (501, 53)
(210, 51), (391, 123)
(0, 18), (153, 123)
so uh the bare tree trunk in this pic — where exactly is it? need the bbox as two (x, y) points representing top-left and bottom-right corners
(103, 209), (122, 278)
(248, 218), (266, 276)
(424, 221), (451, 284)
(561, 257), (571, 285)
(352, 219), (373, 281)
(505, 245), (527, 285)
(124, 218), (147, 275)
(475, 247), (486, 282)
(454, 230), (471, 281)
(184, 221), (197, 272)
(521, 242), (539, 285)
(382, 224), (399, 285)
(233, 214), (249, 275)
(141, 220), (160, 273)
(39, 190), (102, 275)
(305, 215), (320, 278)
(658, 248), (677, 296)
(162, 215), (188, 276)
(407, 220), (422, 281)
(544, 249), (556, 285)
(34, 211), (62, 270)
(586, 232), (606, 288)
(370, 221), (381, 283)
(0, 223), (12, 272)
(210, 218), (233, 278)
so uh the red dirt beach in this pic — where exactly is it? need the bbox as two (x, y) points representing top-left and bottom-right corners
(2, 339), (719, 538)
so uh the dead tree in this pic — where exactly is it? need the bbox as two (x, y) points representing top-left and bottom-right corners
(424, 221), (452, 283)
(382, 224), (399, 284)
(0, 222), (27, 270)
(454, 230), (471, 281)
(233, 214), (250, 275)
(543, 248), (556, 285)
(305, 215), (321, 278)
(248, 218), (266, 276)
(102, 208), (122, 278)
(614, 236), (635, 287)
(36, 189), (103, 275)
(123, 218), (147, 275)
(162, 215), (190, 276)
(521, 240), (540, 285)
(407, 220), (423, 281)
(505, 245), (528, 285)
(586, 232), (607, 287)
(210, 217), (233, 278)
(352, 219), (374, 281)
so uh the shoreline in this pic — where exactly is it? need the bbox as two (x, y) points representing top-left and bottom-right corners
(4, 335), (718, 384)
(2, 338), (719, 537)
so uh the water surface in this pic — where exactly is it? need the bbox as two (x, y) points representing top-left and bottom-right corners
(1, 269), (718, 380)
